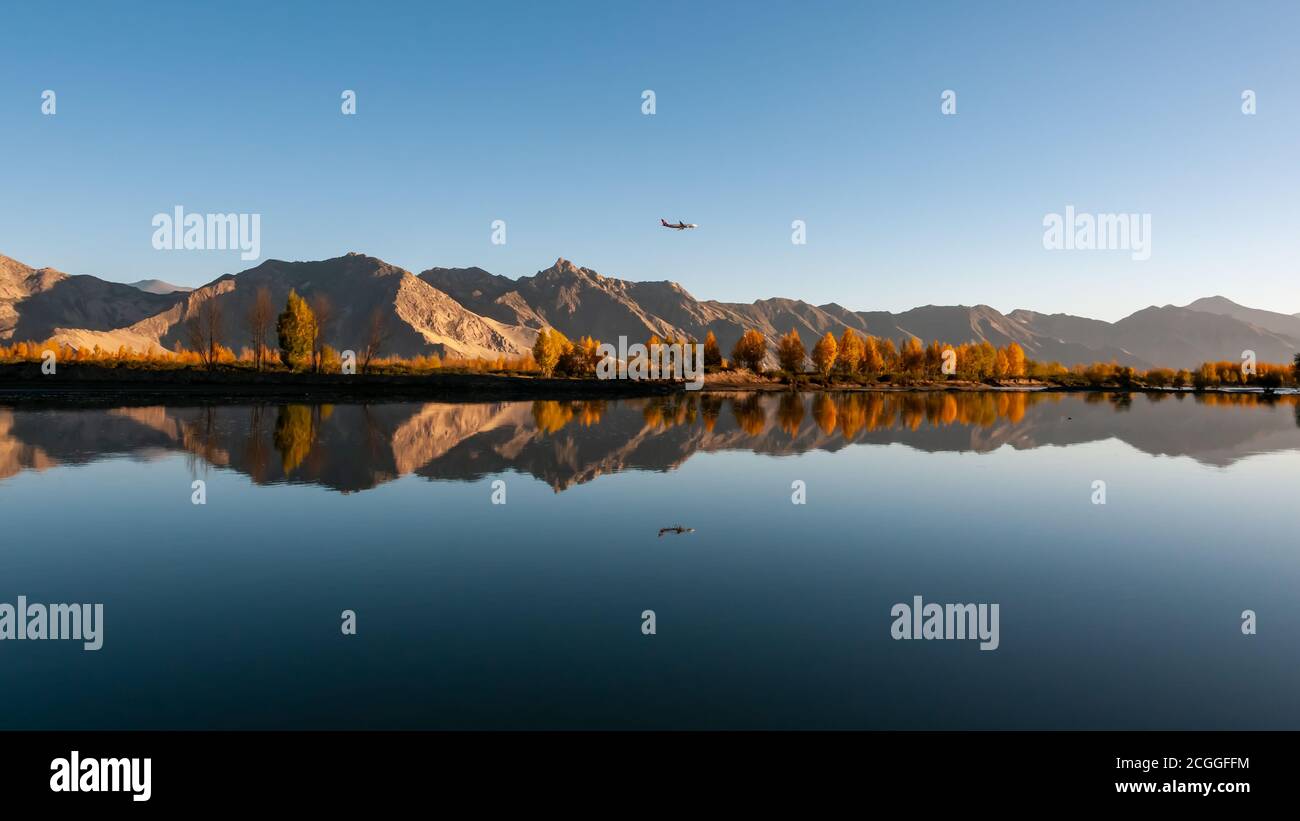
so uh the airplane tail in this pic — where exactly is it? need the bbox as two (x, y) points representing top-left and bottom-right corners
(660, 218), (670, 226)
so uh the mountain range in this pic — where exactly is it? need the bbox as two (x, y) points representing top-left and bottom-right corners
(2, 250), (1297, 369)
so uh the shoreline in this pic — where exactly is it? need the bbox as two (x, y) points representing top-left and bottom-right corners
(0, 363), (1293, 405)
(698, 374), (1296, 396)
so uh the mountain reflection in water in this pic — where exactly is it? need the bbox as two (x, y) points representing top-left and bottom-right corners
(1, 391), (1297, 493)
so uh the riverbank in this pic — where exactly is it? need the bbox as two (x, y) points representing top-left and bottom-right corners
(699, 371), (1298, 395)
(701, 372), (1047, 392)
(0, 362), (1293, 403)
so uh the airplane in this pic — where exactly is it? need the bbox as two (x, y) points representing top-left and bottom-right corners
(660, 218), (698, 230)
(658, 525), (695, 537)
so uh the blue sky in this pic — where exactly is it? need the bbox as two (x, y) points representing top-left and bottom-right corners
(1, 0), (1296, 321)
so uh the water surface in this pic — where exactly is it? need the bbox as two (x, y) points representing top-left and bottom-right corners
(1, 391), (1297, 729)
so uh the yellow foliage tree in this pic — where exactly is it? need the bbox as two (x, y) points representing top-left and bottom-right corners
(860, 336), (884, 374)
(731, 329), (767, 373)
(1005, 342), (1026, 377)
(532, 328), (570, 377)
(812, 331), (838, 377)
(703, 330), (722, 367)
(837, 329), (864, 374)
(776, 329), (806, 373)
(900, 337), (925, 374)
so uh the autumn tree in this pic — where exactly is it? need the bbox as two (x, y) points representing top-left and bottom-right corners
(653, 334), (685, 378)
(731, 329), (767, 373)
(1190, 362), (1211, 388)
(899, 337), (924, 375)
(877, 338), (898, 373)
(558, 334), (600, 376)
(811, 331), (838, 377)
(861, 335), (884, 375)
(1005, 342), (1026, 378)
(246, 286), (274, 371)
(1257, 367), (1284, 390)
(645, 334), (662, 377)
(276, 290), (317, 370)
(533, 327), (570, 377)
(974, 341), (997, 380)
(923, 340), (944, 377)
(319, 345), (342, 374)
(1144, 367), (1175, 387)
(1083, 361), (1116, 386)
(579, 335), (603, 373)
(776, 328), (806, 373)
(703, 330), (722, 367)
(994, 348), (1010, 379)
(837, 329), (864, 374)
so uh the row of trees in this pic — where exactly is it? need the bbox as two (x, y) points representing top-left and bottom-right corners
(531, 328), (721, 378)
(1152, 360), (1295, 389)
(727, 327), (1300, 389)
(729, 326), (1030, 381)
(531, 328), (606, 377)
(1052, 358), (1299, 389)
(1194, 358), (1297, 389)
(527, 325), (1033, 382)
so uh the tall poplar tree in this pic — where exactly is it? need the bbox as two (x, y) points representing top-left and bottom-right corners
(277, 289), (317, 370)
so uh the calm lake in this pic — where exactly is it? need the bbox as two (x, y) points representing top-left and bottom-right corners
(1, 390), (1297, 729)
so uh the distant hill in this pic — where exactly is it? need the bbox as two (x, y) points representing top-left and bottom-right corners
(1104, 304), (1300, 367)
(1184, 295), (1300, 339)
(3, 250), (1298, 368)
(127, 279), (192, 295)
(0, 253), (184, 344)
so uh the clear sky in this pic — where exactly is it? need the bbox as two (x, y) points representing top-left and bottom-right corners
(1, 0), (1296, 321)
